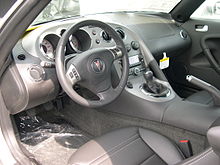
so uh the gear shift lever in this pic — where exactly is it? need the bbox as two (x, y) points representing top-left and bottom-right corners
(143, 71), (168, 95)
(143, 71), (161, 94)
(144, 71), (154, 82)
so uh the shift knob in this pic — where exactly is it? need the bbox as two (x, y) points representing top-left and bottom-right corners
(143, 71), (169, 96)
(144, 71), (153, 82)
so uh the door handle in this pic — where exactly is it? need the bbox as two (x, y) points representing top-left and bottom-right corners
(201, 35), (220, 75)
(195, 25), (208, 32)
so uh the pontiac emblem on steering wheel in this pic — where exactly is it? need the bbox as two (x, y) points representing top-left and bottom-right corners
(91, 58), (105, 73)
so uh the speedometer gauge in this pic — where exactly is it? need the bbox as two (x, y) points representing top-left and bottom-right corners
(40, 39), (55, 60)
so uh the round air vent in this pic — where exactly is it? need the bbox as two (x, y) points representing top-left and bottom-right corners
(102, 31), (111, 41)
(116, 29), (125, 39)
(28, 65), (45, 82)
(60, 29), (66, 36)
(180, 30), (188, 40)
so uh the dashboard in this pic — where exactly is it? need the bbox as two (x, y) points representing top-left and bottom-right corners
(0, 12), (191, 114)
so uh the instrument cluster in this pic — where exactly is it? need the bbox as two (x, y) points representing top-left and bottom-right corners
(40, 29), (91, 61)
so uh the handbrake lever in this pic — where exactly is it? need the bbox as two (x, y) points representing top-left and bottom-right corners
(186, 75), (220, 106)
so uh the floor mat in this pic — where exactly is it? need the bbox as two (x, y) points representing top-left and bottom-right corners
(16, 114), (92, 165)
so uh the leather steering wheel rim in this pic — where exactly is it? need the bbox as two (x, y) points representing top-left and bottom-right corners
(55, 20), (129, 108)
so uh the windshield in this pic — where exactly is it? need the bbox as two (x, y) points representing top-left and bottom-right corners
(32, 0), (181, 25)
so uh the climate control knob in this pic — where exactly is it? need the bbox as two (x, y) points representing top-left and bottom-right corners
(131, 41), (140, 50)
(133, 67), (141, 76)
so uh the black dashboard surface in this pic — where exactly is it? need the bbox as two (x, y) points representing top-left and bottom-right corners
(2, 12), (191, 114)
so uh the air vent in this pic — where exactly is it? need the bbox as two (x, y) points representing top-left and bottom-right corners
(180, 30), (188, 40)
(102, 31), (111, 41)
(116, 29), (125, 39)
(60, 29), (66, 36)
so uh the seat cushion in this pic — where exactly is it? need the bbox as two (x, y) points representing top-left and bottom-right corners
(68, 127), (184, 165)
(186, 90), (213, 105)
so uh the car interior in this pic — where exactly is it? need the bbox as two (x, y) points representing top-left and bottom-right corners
(1, 0), (220, 165)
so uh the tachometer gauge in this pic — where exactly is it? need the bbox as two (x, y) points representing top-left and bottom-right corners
(40, 39), (55, 60)
(69, 35), (80, 51)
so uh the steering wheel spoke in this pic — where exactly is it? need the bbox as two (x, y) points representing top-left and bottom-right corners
(64, 53), (76, 62)
(64, 51), (84, 63)
(66, 64), (81, 85)
(108, 47), (123, 61)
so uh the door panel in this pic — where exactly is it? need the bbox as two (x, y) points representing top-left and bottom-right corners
(167, 19), (220, 97)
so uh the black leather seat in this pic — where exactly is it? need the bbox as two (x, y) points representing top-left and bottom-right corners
(68, 127), (184, 165)
(186, 91), (213, 105)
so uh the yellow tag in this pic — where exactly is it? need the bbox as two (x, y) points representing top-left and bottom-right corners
(159, 52), (169, 69)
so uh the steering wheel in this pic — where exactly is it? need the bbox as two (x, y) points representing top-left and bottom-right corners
(55, 20), (129, 108)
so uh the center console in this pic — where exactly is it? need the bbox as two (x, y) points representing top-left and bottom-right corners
(128, 54), (145, 77)
(125, 41), (174, 102)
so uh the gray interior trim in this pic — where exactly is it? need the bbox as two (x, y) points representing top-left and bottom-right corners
(0, 0), (51, 164)
(0, 91), (33, 164)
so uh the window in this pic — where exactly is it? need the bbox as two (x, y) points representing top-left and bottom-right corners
(32, 0), (181, 25)
(191, 0), (220, 20)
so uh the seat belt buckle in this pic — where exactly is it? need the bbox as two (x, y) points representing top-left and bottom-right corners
(179, 140), (193, 158)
